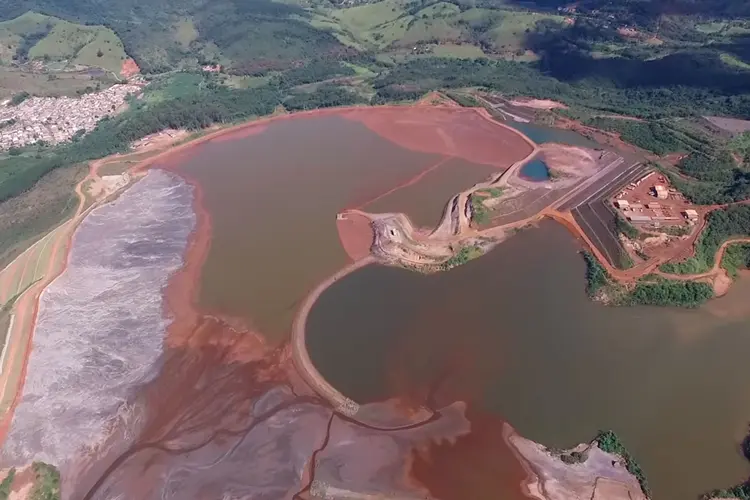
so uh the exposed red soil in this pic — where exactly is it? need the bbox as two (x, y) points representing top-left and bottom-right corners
(341, 106), (534, 168)
(336, 213), (375, 262)
(119, 58), (140, 79)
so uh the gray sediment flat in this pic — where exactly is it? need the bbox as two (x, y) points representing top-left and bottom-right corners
(1, 170), (195, 467)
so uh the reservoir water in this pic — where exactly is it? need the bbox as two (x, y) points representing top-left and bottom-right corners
(509, 121), (599, 147)
(306, 221), (750, 500)
(176, 113), (500, 339)
(519, 158), (550, 181)
(171, 110), (750, 499)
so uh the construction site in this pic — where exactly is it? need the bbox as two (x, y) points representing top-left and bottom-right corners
(612, 172), (699, 230)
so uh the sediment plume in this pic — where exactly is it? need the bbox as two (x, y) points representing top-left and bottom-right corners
(410, 412), (531, 500)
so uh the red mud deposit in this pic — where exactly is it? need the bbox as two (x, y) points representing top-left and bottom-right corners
(410, 411), (530, 500)
(341, 106), (534, 168)
(336, 212), (375, 262)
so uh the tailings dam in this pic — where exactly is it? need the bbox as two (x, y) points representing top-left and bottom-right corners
(4, 106), (750, 500)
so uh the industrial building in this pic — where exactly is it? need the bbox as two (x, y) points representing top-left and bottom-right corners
(683, 209), (699, 221)
(653, 185), (668, 199)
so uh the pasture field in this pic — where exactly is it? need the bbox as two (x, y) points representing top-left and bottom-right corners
(0, 12), (127, 73)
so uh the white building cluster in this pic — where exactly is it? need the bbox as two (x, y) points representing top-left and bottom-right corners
(0, 84), (142, 150)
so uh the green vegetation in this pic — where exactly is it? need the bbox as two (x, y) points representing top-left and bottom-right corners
(662, 141), (750, 206)
(618, 251), (634, 270)
(547, 445), (589, 465)
(623, 278), (714, 308)
(720, 243), (750, 278)
(585, 118), (710, 156)
(0, 163), (86, 271)
(0, 67), (113, 100)
(660, 205), (750, 274)
(469, 188), (503, 225)
(440, 244), (483, 270)
(730, 131), (750, 166)
(583, 250), (615, 298)
(615, 214), (640, 240)
(371, 57), (750, 119)
(283, 84), (367, 111)
(30, 462), (60, 500)
(558, 450), (587, 465)
(444, 91), (479, 107)
(0, 12), (126, 72)
(0, 468), (15, 500)
(703, 484), (750, 500)
(583, 251), (712, 307)
(595, 430), (651, 498)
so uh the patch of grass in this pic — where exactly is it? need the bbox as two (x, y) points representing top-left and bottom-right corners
(8, 14), (129, 73)
(431, 43), (484, 59)
(224, 74), (276, 90)
(343, 61), (376, 77)
(332, 0), (407, 41)
(695, 21), (728, 34)
(445, 91), (480, 107)
(142, 73), (205, 103)
(0, 164), (86, 272)
(0, 468), (15, 500)
(720, 52), (750, 70)
(440, 244), (483, 270)
(615, 214), (640, 240)
(0, 67), (112, 100)
(30, 462), (60, 500)
(469, 188), (503, 224)
(71, 26), (128, 72)
(173, 17), (198, 48)
(583, 250), (614, 297)
(0, 11), (52, 64)
(487, 11), (564, 54)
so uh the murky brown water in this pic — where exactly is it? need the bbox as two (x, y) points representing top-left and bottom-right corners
(362, 157), (498, 228)
(307, 221), (750, 500)
(173, 111), (750, 499)
(177, 115), (452, 340)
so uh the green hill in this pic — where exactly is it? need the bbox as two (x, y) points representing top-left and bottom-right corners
(0, 11), (128, 72)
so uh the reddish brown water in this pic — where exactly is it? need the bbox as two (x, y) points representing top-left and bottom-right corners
(362, 157), (498, 228)
(177, 113), (509, 340)
(307, 221), (750, 499)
